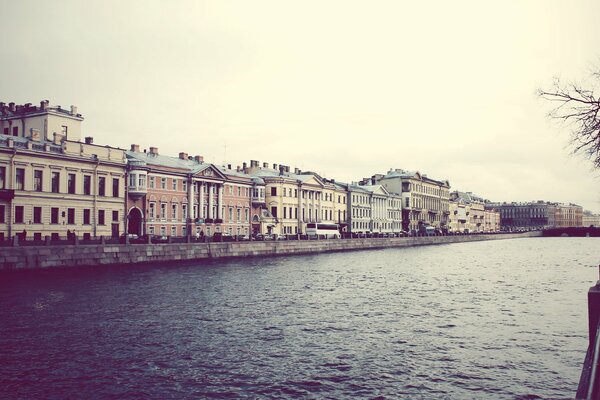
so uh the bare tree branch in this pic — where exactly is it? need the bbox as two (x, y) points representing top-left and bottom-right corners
(539, 73), (600, 168)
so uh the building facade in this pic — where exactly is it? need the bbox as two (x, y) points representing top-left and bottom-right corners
(372, 169), (450, 232)
(0, 113), (126, 241)
(126, 146), (255, 238)
(490, 201), (583, 230)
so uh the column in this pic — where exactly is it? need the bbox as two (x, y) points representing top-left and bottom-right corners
(217, 184), (223, 220)
(187, 176), (194, 232)
(199, 182), (204, 218)
(208, 183), (214, 219)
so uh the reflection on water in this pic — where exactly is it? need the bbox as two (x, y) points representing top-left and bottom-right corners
(1, 237), (599, 399)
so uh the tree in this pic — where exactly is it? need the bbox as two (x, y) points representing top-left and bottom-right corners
(538, 71), (600, 168)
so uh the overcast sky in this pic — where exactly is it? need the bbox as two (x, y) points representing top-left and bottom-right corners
(1, 0), (600, 212)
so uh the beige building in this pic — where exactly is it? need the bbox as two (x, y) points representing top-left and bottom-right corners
(583, 210), (600, 227)
(0, 101), (126, 240)
(372, 169), (450, 232)
(1, 100), (83, 142)
(484, 206), (501, 232)
(244, 162), (328, 235)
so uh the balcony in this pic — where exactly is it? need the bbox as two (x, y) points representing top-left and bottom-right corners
(0, 189), (15, 201)
(252, 195), (266, 206)
(128, 184), (147, 199)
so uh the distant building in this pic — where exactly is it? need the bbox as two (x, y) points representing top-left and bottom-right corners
(489, 201), (582, 230)
(243, 161), (336, 235)
(372, 169), (450, 232)
(583, 210), (600, 227)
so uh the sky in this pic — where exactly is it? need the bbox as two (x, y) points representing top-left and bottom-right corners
(1, 0), (600, 212)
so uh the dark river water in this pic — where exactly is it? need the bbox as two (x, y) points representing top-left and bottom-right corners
(1, 237), (600, 399)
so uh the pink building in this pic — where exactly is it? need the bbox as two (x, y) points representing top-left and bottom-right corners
(126, 145), (259, 238)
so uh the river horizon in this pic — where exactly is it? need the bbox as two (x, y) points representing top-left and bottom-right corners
(1, 237), (599, 399)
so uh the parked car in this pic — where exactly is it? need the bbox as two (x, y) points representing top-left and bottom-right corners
(276, 234), (288, 241)
(119, 233), (138, 244)
(236, 234), (250, 241)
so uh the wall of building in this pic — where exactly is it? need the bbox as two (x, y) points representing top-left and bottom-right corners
(0, 231), (541, 270)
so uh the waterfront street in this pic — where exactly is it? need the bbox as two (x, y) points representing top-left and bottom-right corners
(1, 237), (599, 399)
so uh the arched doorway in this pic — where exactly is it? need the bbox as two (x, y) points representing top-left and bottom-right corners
(127, 207), (143, 236)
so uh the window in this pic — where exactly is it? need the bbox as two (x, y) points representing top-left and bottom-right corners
(271, 206), (277, 218)
(2, 127), (7, 135)
(172, 204), (178, 219)
(160, 203), (166, 218)
(172, 179), (177, 191)
(112, 178), (119, 197)
(138, 174), (146, 188)
(182, 181), (187, 192)
(229, 207), (233, 221)
(182, 204), (188, 219)
(161, 178), (166, 189)
(61, 125), (68, 135)
(15, 168), (24, 190)
(12, 126), (18, 136)
(34, 170), (43, 192)
(160, 226), (166, 236)
(283, 207), (287, 219)
(238, 187), (241, 196)
(98, 177), (105, 196)
(149, 202), (156, 218)
(84, 175), (91, 195)
(98, 210), (105, 225)
(14, 206), (24, 223)
(237, 208), (241, 221)
(171, 226), (177, 237)
(149, 226), (155, 235)
(245, 209), (249, 221)
(149, 177), (155, 189)
(83, 209), (91, 225)
(271, 187), (277, 196)
(33, 207), (42, 223)
(112, 210), (119, 222)
(0, 205), (4, 223)
(67, 208), (75, 224)
(51, 208), (59, 224)
(68, 173), (76, 194)
(0, 166), (5, 189)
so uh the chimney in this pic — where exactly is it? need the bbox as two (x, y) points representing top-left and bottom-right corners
(8, 102), (15, 112)
(243, 162), (247, 169)
(179, 152), (188, 160)
(285, 166), (290, 173)
(227, 164), (231, 170)
(250, 160), (258, 167)
(70, 105), (78, 115)
(273, 163), (278, 170)
(294, 168), (300, 174)
(84, 136), (93, 144)
(40, 100), (49, 111)
(279, 165), (285, 175)
(53, 132), (65, 145)
(263, 162), (268, 168)
(130, 144), (140, 152)
(236, 166), (241, 172)
(194, 155), (203, 163)
(149, 147), (158, 155)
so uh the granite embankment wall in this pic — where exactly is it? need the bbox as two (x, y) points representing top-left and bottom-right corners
(0, 232), (541, 271)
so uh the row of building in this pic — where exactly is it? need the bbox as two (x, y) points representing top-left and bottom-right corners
(0, 100), (596, 240)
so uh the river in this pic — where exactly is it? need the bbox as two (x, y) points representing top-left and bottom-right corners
(1, 237), (599, 399)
